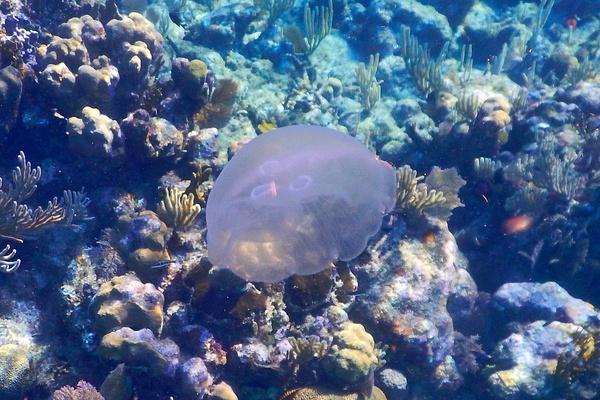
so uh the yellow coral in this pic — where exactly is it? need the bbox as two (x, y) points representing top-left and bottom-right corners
(258, 119), (278, 133)
(322, 322), (379, 384)
(157, 186), (201, 230)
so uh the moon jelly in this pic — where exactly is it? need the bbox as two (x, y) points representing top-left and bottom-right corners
(206, 125), (396, 282)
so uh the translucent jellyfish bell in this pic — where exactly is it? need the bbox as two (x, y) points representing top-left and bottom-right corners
(206, 125), (397, 282)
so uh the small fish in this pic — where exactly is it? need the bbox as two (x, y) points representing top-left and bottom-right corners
(150, 260), (176, 269)
(53, 110), (67, 120)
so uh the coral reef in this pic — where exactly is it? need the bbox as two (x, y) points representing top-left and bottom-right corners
(3, 0), (600, 398)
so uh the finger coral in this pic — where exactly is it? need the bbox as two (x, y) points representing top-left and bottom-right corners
(157, 186), (201, 230)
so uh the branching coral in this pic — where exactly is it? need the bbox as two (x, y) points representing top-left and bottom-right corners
(0, 152), (90, 272)
(157, 186), (201, 230)
(255, 0), (295, 24)
(394, 165), (464, 221)
(303, 0), (333, 55)
(456, 90), (482, 123)
(62, 189), (93, 224)
(282, 0), (333, 56)
(505, 186), (548, 217)
(356, 53), (382, 112)
(552, 326), (600, 398)
(399, 26), (448, 97)
(531, 135), (585, 200)
(52, 380), (104, 400)
(526, 0), (556, 52)
(473, 119), (598, 276)
(395, 165), (446, 217)
(287, 336), (329, 368)
(0, 244), (19, 273)
(185, 164), (213, 207)
(473, 157), (502, 182)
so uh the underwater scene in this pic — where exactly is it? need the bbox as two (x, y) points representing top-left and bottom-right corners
(2, 0), (600, 398)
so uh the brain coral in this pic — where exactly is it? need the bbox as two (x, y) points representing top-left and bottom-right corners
(321, 322), (379, 384)
(206, 125), (396, 282)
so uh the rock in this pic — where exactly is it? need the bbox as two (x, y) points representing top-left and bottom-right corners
(493, 281), (600, 326)
(351, 218), (478, 390)
(487, 321), (582, 399)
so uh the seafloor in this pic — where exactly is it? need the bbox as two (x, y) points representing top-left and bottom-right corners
(1, 0), (600, 399)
